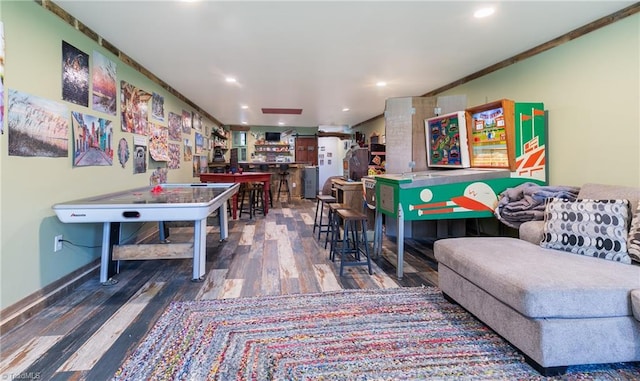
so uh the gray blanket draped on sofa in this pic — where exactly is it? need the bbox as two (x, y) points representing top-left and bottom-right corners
(495, 182), (580, 228)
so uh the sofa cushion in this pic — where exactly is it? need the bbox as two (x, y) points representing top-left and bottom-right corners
(578, 183), (639, 220)
(434, 237), (640, 319)
(628, 201), (640, 264)
(540, 198), (631, 264)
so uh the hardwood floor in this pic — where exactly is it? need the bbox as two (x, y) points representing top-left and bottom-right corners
(0, 198), (438, 380)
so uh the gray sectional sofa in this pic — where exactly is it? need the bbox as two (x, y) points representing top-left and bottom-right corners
(434, 183), (640, 376)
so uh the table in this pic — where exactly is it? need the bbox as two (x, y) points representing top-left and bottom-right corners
(199, 172), (272, 219)
(331, 178), (364, 212)
(375, 168), (543, 279)
(52, 183), (239, 284)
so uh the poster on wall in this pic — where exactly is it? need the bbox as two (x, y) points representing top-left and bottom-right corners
(149, 167), (167, 185)
(71, 111), (113, 167)
(183, 138), (193, 162)
(199, 155), (208, 173)
(194, 132), (204, 154)
(151, 92), (164, 122)
(168, 111), (182, 141)
(121, 80), (151, 133)
(61, 41), (89, 107)
(117, 137), (129, 168)
(168, 142), (180, 169)
(192, 112), (202, 131)
(1, 21), (5, 134)
(192, 155), (201, 177)
(7, 89), (68, 157)
(133, 134), (147, 174)
(92, 51), (117, 115)
(149, 123), (169, 161)
(181, 110), (192, 133)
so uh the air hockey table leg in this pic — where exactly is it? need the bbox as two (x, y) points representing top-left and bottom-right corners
(218, 201), (229, 241)
(192, 217), (207, 282)
(100, 221), (119, 285)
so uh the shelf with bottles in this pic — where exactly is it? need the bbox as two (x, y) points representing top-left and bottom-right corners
(254, 143), (290, 153)
(212, 126), (230, 140)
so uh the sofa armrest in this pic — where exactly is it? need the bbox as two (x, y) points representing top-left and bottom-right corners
(632, 290), (640, 322)
(519, 220), (545, 245)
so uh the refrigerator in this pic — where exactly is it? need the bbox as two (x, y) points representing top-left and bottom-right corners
(317, 136), (350, 194)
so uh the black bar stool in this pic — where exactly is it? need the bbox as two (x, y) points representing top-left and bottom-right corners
(313, 194), (337, 240)
(277, 164), (290, 201)
(239, 183), (264, 219)
(335, 209), (373, 276)
(326, 203), (351, 253)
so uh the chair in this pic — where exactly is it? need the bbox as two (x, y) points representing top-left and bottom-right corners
(277, 164), (290, 201)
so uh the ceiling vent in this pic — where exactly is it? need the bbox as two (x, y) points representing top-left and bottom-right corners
(261, 108), (303, 115)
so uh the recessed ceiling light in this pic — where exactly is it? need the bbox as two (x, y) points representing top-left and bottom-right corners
(474, 7), (495, 18)
(342, 107), (350, 112)
(376, 81), (387, 87)
(278, 122), (285, 126)
(241, 105), (249, 109)
(225, 77), (237, 83)
(241, 121), (248, 125)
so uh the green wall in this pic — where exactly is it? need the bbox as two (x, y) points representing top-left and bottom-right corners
(0, 2), (220, 309)
(357, 14), (640, 188)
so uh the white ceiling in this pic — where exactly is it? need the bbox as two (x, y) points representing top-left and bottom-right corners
(54, 1), (635, 128)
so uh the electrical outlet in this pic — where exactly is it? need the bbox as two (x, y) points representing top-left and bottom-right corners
(292, 182), (296, 188)
(54, 235), (63, 252)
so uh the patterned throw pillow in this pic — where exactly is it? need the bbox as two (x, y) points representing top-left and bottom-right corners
(541, 198), (631, 264)
(628, 201), (640, 264)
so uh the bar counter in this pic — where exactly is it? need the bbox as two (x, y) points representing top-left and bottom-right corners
(208, 161), (312, 199)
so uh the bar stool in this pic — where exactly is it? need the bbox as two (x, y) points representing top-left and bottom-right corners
(313, 194), (337, 240)
(239, 183), (264, 219)
(259, 164), (273, 208)
(326, 203), (351, 252)
(277, 164), (290, 201)
(335, 208), (373, 276)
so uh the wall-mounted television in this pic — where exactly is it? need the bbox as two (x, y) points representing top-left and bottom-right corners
(265, 132), (281, 142)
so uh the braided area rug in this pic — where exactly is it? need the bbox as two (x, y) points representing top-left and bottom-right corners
(114, 287), (639, 380)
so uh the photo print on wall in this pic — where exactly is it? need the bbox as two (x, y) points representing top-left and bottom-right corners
(133, 135), (148, 174)
(181, 110), (192, 133)
(117, 137), (129, 168)
(121, 80), (151, 133)
(7, 89), (69, 157)
(62, 41), (89, 107)
(92, 51), (117, 116)
(0, 21), (4, 134)
(151, 92), (164, 122)
(168, 111), (182, 141)
(168, 142), (181, 169)
(149, 123), (169, 162)
(71, 111), (113, 167)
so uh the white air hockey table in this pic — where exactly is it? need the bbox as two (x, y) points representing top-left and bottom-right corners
(53, 183), (239, 284)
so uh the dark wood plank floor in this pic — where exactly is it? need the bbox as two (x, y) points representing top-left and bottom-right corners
(0, 198), (438, 380)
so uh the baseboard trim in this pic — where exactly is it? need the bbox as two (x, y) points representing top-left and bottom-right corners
(0, 260), (100, 334)
(0, 223), (160, 335)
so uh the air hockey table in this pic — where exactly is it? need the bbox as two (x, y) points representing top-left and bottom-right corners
(53, 183), (239, 284)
